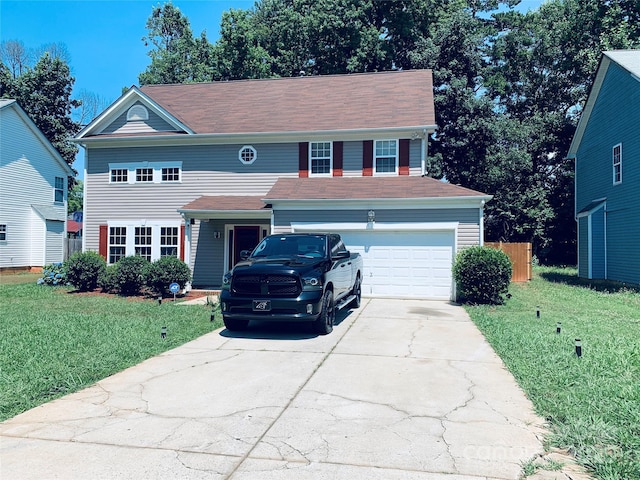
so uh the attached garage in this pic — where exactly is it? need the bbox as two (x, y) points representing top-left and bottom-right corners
(292, 224), (456, 299)
(266, 176), (491, 301)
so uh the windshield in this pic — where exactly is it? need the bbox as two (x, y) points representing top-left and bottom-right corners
(251, 235), (326, 258)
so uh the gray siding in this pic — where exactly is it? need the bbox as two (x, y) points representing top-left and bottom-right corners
(578, 217), (589, 278)
(101, 102), (179, 134)
(273, 208), (481, 248)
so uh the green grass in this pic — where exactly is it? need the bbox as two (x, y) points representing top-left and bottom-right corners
(465, 267), (640, 480)
(0, 283), (221, 421)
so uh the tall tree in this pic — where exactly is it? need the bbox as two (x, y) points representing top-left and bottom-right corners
(1, 51), (81, 170)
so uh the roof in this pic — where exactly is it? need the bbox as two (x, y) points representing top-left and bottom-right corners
(1, 99), (75, 176)
(568, 50), (640, 158)
(79, 70), (435, 140)
(67, 220), (83, 233)
(263, 176), (488, 201)
(179, 195), (270, 213)
(32, 204), (66, 222)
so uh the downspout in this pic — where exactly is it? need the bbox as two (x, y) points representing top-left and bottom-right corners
(479, 200), (485, 246)
(421, 128), (428, 176)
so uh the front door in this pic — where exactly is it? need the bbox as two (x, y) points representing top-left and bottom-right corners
(233, 226), (260, 266)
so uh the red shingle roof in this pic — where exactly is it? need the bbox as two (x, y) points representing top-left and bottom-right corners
(139, 70), (434, 135)
(265, 176), (487, 201)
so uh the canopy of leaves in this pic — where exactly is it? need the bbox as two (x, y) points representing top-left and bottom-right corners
(138, 0), (640, 264)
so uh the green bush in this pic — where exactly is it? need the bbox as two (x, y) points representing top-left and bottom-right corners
(37, 262), (66, 286)
(146, 256), (192, 297)
(64, 252), (106, 291)
(453, 246), (512, 304)
(98, 264), (119, 293)
(112, 255), (150, 295)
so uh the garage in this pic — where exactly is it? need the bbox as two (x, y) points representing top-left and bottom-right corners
(338, 230), (454, 299)
(292, 223), (456, 300)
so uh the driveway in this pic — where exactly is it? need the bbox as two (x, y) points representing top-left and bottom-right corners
(1, 299), (546, 479)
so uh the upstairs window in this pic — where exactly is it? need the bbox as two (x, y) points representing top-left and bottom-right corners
(374, 140), (398, 175)
(54, 177), (65, 202)
(309, 142), (332, 176)
(0, 224), (6, 241)
(136, 167), (153, 183)
(111, 168), (128, 183)
(162, 167), (180, 182)
(613, 143), (622, 185)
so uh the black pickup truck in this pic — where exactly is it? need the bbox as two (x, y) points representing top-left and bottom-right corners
(220, 233), (363, 334)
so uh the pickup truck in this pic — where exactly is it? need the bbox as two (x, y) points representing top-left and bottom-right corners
(220, 233), (363, 334)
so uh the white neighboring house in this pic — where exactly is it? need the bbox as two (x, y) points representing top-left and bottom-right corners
(0, 99), (75, 271)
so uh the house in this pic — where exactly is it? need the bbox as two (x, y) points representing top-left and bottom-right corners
(0, 99), (75, 272)
(568, 50), (640, 285)
(74, 70), (491, 299)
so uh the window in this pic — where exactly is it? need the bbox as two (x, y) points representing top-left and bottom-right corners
(374, 140), (398, 174)
(310, 142), (332, 176)
(613, 143), (622, 184)
(160, 227), (179, 257)
(239, 146), (257, 165)
(127, 105), (149, 121)
(162, 167), (180, 182)
(111, 169), (128, 183)
(109, 227), (127, 264)
(54, 177), (64, 202)
(0, 224), (6, 241)
(135, 227), (152, 261)
(136, 168), (153, 183)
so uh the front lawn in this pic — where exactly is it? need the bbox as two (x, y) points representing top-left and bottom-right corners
(0, 283), (221, 421)
(465, 267), (640, 480)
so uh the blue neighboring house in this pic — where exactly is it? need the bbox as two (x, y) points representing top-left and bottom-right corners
(568, 50), (640, 284)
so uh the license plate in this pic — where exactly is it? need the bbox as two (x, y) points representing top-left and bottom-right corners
(252, 300), (271, 312)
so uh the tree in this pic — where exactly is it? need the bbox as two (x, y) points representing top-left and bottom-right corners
(0, 40), (31, 78)
(68, 180), (83, 214)
(7, 52), (81, 169)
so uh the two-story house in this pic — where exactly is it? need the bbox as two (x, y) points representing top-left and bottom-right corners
(75, 70), (491, 299)
(568, 50), (640, 285)
(0, 99), (74, 272)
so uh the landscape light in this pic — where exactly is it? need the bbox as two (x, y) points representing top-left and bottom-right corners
(575, 338), (582, 357)
(556, 322), (561, 334)
(161, 326), (167, 339)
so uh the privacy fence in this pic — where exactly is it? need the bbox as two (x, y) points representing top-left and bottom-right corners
(485, 242), (532, 282)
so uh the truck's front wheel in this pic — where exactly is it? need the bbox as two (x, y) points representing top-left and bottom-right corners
(223, 316), (249, 331)
(314, 289), (334, 335)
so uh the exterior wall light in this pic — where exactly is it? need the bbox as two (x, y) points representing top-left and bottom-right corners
(367, 210), (375, 223)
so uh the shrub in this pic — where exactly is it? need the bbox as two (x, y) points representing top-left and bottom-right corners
(98, 264), (119, 293)
(112, 255), (150, 295)
(146, 256), (192, 297)
(37, 262), (66, 286)
(453, 246), (512, 305)
(64, 252), (106, 291)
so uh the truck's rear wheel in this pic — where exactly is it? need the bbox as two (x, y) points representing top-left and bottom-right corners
(314, 290), (334, 335)
(223, 317), (249, 331)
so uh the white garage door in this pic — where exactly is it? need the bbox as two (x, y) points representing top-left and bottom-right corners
(337, 230), (454, 300)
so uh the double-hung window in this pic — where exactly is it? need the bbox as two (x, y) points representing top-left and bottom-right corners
(54, 177), (65, 202)
(160, 227), (179, 257)
(374, 140), (398, 175)
(109, 227), (127, 264)
(135, 227), (152, 261)
(0, 224), (6, 241)
(613, 143), (622, 185)
(309, 142), (332, 176)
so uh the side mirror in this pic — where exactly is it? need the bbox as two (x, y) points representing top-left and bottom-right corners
(332, 250), (350, 260)
(240, 250), (251, 260)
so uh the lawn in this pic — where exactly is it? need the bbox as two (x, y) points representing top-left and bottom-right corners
(465, 267), (640, 480)
(0, 281), (221, 421)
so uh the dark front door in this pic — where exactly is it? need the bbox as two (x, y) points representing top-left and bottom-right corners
(233, 226), (260, 266)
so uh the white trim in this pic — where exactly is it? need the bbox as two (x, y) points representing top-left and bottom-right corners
(308, 141), (333, 177)
(612, 143), (622, 185)
(267, 196), (492, 211)
(127, 105), (149, 121)
(223, 223), (270, 273)
(373, 139), (399, 176)
(106, 220), (182, 264)
(108, 161), (182, 184)
(238, 145), (257, 165)
(292, 221), (458, 232)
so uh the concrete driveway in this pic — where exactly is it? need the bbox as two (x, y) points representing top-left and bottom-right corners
(1, 299), (547, 479)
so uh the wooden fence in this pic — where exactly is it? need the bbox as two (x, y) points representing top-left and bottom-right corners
(485, 242), (532, 282)
(64, 238), (82, 260)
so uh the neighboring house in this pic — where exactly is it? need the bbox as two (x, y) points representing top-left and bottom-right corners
(75, 70), (491, 300)
(0, 99), (74, 271)
(67, 220), (83, 238)
(568, 50), (640, 285)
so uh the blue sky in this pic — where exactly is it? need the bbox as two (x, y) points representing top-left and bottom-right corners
(1, 0), (543, 178)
